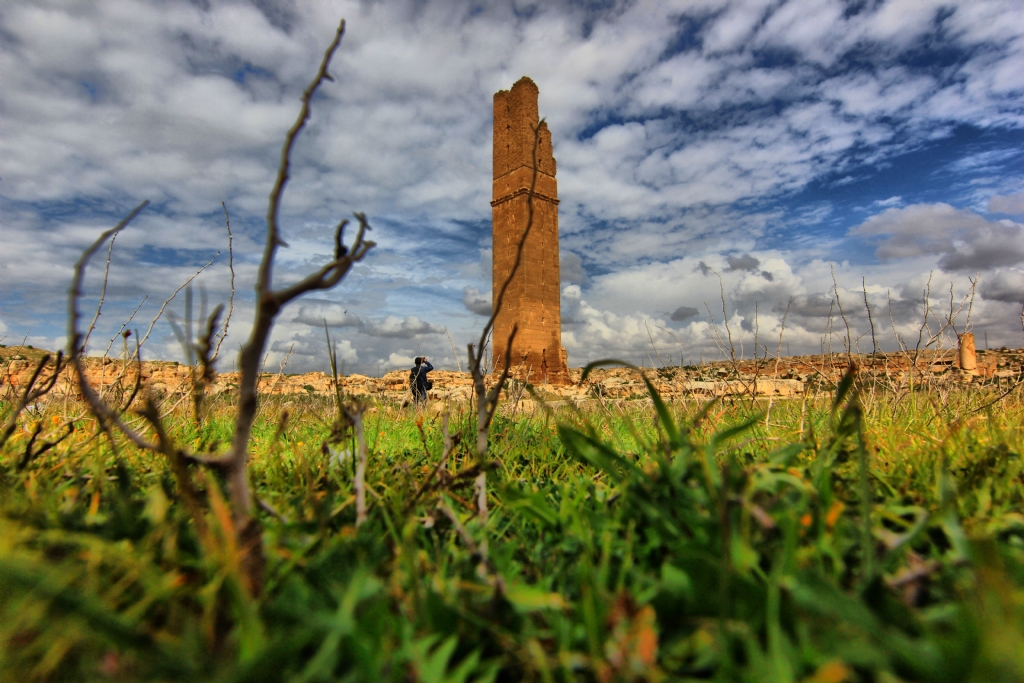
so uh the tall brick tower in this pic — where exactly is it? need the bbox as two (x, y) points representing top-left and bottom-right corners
(491, 77), (570, 385)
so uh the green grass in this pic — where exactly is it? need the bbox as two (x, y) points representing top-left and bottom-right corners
(2, 377), (1023, 682)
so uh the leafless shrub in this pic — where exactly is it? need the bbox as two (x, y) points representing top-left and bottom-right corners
(66, 18), (372, 595)
(831, 263), (853, 362)
(703, 269), (760, 400)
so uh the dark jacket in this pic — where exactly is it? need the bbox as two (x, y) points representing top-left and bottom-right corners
(409, 361), (434, 397)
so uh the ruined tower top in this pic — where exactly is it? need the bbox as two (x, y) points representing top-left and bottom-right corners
(493, 77), (556, 180)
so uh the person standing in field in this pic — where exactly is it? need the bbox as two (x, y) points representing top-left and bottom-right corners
(409, 356), (433, 406)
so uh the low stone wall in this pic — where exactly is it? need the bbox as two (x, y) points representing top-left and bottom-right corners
(2, 346), (1021, 404)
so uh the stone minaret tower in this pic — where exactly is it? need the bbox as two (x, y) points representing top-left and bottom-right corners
(491, 77), (570, 385)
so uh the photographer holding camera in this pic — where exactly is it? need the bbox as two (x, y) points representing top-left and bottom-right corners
(409, 356), (433, 406)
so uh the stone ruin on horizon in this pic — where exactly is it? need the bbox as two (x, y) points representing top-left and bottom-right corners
(491, 77), (571, 386)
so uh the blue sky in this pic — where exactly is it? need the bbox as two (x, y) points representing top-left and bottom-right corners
(1, 0), (1023, 374)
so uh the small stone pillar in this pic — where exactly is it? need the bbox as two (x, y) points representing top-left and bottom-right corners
(958, 333), (977, 372)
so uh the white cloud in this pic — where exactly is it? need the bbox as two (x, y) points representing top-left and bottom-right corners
(363, 315), (443, 339)
(559, 251), (587, 284)
(333, 339), (359, 364)
(462, 287), (491, 316)
(3, 0), (1024, 370)
(702, 0), (774, 54)
(631, 51), (725, 111)
(821, 68), (936, 119)
(850, 203), (1024, 270)
(292, 302), (363, 328)
(386, 352), (415, 369)
(989, 191), (1024, 214)
(872, 196), (903, 209)
(980, 269), (1024, 303)
(726, 253), (760, 272)
(754, 0), (850, 66)
(270, 335), (357, 363)
(671, 306), (700, 322)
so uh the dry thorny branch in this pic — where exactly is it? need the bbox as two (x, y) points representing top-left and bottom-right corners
(0, 351), (69, 456)
(703, 267), (764, 399)
(881, 274), (978, 406)
(66, 18), (372, 595)
(463, 115), (547, 551)
(831, 263), (854, 362)
(213, 201), (236, 363)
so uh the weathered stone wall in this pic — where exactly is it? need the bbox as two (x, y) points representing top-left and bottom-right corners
(491, 77), (570, 386)
(0, 351), (474, 403)
(2, 346), (1022, 407)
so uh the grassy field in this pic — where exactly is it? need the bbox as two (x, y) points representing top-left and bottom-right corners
(2, 371), (1024, 683)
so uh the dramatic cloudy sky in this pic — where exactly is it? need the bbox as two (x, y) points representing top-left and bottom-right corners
(2, 0), (1024, 375)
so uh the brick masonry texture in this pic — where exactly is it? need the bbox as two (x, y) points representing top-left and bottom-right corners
(491, 77), (571, 386)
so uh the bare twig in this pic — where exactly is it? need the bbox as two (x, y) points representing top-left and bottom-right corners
(136, 396), (209, 538)
(115, 332), (145, 414)
(167, 288), (222, 429)
(645, 321), (667, 368)
(911, 274), (935, 361)
(137, 252), (220, 350)
(438, 499), (481, 557)
(445, 327), (463, 373)
(765, 301), (790, 427)
(968, 375), (1024, 414)
(225, 18), (372, 591)
(102, 295), (148, 360)
(831, 263), (852, 361)
(343, 402), (370, 527)
(437, 498), (507, 591)
(713, 269), (737, 364)
(749, 301), (765, 401)
(465, 115), (545, 535)
(192, 305), (223, 429)
(324, 320), (345, 423)
(655, 324), (693, 367)
(703, 269), (755, 397)
(65, 17), (366, 597)
(886, 289), (907, 354)
(0, 352), (66, 449)
(18, 421), (75, 471)
(212, 201), (236, 363)
(82, 231), (118, 353)
(862, 277), (877, 354)
(404, 413), (458, 513)
(257, 496), (290, 524)
(67, 201), (161, 455)
(469, 324), (518, 531)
